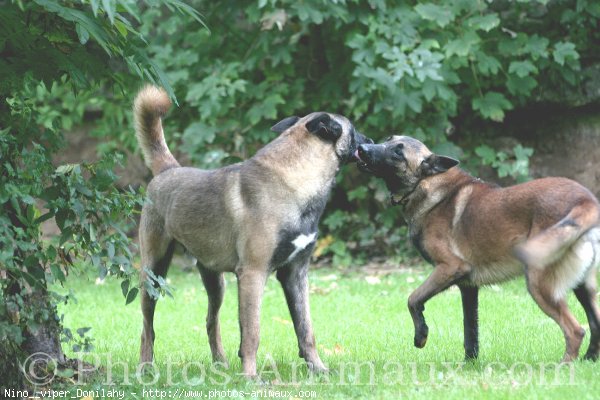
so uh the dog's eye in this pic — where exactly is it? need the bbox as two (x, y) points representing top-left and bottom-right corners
(393, 144), (405, 159)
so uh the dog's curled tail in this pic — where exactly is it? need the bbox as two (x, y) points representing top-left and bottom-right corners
(133, 85), (180, 176)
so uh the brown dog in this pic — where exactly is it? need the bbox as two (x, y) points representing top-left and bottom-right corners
(356, 135), (600, 362)
(133, 86), (372, 377)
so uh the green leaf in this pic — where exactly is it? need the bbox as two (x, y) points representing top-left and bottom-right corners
(507, 75), (538, 96)
(50, 264), (66, 283)
(89, 223), (96, 241)
(472, 92), (513, 122)
(55, 163), (77, 175)
(553, 41), (579, 65)
(405, 91), (423, 113)
(107, 242), (115, 259)
(445, 31), (480, 57)
(114, 20), (128, 37)
(293, 3), (324, 23)
(125, 287), (139, 305)
(101, 0), (116, 24)
(422, 79), (437, 101)
(164, 0), (208, 31)
(415, 3), (455, 27)
(247, 94), (284, 125)
(476, 52), (501, 76)
(514, 144), (533, 159)
(46, 245), (57, 261)
(475, 145), (496, 164)
(348, 186), (368, 201)
(508, 60), (538, 78)
(90, 0), (100, 16)
(76, 327), (91, 337)
(121, 279), (130, 298)
(431, 142), (463, 160)
(324, 210), (347, 230)
(524, 35), (549, 59)
(182, 122), (217, 148)
(467, 13), (500, 32)
(75, 182), (93, 197)
(410, 49), (443, 82)
(75, 23), (90, 45)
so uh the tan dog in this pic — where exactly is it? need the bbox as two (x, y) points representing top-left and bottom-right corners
(356, 135), (600, 362)
(133, 86), (371, 377)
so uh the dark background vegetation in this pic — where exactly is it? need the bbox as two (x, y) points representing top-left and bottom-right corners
(1, 0), (599, 389)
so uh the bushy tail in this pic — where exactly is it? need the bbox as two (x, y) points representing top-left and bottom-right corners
(515, 201), (600, 268)
(133, 85), (180, 176)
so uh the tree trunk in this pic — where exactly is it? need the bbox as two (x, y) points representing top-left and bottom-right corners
(0, 339), (24, 392)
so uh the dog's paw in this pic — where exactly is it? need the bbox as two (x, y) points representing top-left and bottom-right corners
(414, 326), (429, 348)
(213, 359), (230, 369)
(307, 360), (329, 374)
(583, 351), (599, 362)
(414, 335), (428, 348)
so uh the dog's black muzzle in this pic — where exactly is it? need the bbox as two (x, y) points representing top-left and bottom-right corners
(355, 143), (387, 173)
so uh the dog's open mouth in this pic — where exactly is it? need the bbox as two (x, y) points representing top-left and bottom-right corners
(354, 150), (374, 173)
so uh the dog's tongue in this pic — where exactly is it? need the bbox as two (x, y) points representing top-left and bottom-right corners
(353, 150), (362, 162)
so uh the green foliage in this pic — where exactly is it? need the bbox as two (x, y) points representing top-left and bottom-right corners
(472, 92), (513, 122)
(61, 326), (94, 353)
(0, 80), (143, 347)
(0, 0), (203, 379)
(475, 144), (534, 183)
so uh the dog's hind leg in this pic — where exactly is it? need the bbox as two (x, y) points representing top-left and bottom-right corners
(198, 265), (228, 366)
(277, 259), (327, 373)
(459, 285), (479, 360)
(574, 269), (600, 361)
(525, 267), (585, 362)
(139, 209), (175, 365)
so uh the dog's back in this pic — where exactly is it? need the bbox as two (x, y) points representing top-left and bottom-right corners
(448, 175), (600, 290)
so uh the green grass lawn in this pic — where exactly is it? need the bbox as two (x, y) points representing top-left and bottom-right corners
(50, 259), (600, 399)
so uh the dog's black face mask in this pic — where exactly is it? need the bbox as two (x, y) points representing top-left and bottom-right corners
(272, 113), (374, 164)
(355, 135), (459, 202)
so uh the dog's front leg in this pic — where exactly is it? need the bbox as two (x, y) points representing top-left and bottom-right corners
(236, 268), (267, 377)
(276, 262), (328, 373)
(459, 285), (479, 360)
(408, 262), (470, 349)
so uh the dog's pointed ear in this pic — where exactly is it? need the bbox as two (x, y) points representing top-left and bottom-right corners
(420, 154), (459, 176)
(305, 113), (342, 142)
(271, 116), (300, 133)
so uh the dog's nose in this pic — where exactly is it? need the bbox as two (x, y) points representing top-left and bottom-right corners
(358, 144), (367, 156)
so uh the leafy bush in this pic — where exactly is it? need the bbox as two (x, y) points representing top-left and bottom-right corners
(0, 0), (202, 388)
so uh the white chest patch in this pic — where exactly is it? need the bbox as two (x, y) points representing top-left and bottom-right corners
(286, 232), (317, 262)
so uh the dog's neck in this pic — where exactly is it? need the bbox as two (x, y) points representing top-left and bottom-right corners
(252, 131), (339, 203)
(395, 168), (473, 226)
